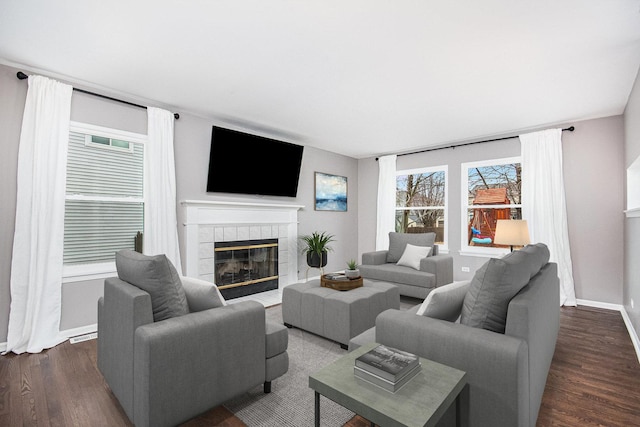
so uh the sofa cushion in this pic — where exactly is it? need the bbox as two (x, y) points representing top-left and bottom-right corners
(416, 280), (471, 321)
(115, 250), (189, 321)
(180, 276), (227, 312)
(396, 243), (432, 270)
(266, 321), (289, 358)
(358, 263), (436, 289)
(519, 243), (551, 276)
(387, 232), (436, 263)
(460, 249), (540, 333)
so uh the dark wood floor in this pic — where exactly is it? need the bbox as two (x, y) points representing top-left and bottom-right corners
(1, 306), (638, 426)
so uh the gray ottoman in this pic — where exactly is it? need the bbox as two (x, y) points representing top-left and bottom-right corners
(282, 279), (400, 348)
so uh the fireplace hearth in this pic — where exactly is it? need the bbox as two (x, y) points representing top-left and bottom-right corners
(214, 239), (278, 299)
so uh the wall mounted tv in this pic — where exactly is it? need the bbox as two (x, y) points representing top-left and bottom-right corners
(206, 125), (304, 197)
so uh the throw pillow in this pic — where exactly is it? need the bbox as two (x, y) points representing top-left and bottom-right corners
(460, 251), (532, 333)
(180, 276), (227, 312)
(416, 280), (471, 321)
(518, 243), (550, 277)
(115, 250), (189, 322)
(387, 232), (436, 263)
(396, 244), (432, 270)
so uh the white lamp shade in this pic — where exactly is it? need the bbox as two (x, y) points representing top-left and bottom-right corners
(494, 220), (530, 247)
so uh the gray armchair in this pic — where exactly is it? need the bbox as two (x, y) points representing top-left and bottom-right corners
(352, 244), (560, 427)
(97, 250), (288, 427)
(360, 232), (453, 299)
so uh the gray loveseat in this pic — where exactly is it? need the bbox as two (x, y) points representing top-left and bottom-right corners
(97, 250), (289, 427)
(359, 232), (453, 299)
(351, 243), (559, 427)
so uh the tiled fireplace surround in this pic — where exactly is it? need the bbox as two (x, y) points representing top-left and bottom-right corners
(181, 200), (304, 293)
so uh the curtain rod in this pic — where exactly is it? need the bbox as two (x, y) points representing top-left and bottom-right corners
(16, 71), (180, 120)
(375, 126), (575, 160)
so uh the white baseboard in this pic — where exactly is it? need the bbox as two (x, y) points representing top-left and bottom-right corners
(0, 324), (98, 354)
(577, 299), (640, 363)
(620, 309), (640, 364)
(576, 298), (623, 311)
(61, 323), (98, 340)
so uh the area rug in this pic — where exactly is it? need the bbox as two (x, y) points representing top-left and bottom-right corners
(223, 304), (356, 426)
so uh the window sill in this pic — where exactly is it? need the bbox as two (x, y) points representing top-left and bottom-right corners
(458, 248), (509, 258)
(63, 262), (116, 283)
(625, 208), (640, 218)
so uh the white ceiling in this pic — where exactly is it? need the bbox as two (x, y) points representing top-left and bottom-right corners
(1, 1), (640, 159)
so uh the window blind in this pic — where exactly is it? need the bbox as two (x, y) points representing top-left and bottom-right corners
(64, 131), (144, 265)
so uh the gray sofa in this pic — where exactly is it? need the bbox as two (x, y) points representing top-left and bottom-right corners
(350, 243), (559, 427)
(359, 232), (454, 299)
(97, 250), (288, 427)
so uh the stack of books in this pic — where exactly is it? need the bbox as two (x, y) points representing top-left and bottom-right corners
(354, 344), (421, 392)
(324, 273), (348, 281)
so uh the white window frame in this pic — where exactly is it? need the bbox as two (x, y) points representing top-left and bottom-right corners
(84, 134), (134, 153)
(396, 165), (448, 252)
(460, 156), (521, 258)
(63, 121), (147, 283)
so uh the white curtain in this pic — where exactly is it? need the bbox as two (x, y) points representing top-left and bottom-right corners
(144, 107), (182, 272)
(520, 128), (577, 306)
(5, 75), (73, 354)
(376, 155), (397, 250)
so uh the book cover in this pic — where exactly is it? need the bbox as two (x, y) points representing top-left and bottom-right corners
(355, 345), (419, 382)
(354, 364), (421, 393)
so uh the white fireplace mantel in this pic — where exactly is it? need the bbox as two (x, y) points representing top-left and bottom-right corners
(181, 200), (304, 288)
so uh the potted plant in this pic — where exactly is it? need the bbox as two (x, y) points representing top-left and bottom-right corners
(300, 231), (335, 268)
(345, 259), (360, 279)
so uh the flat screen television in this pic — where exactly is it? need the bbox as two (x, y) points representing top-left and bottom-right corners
(206, 125), (304, 197)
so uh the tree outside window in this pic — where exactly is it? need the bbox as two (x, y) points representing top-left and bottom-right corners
(464, 158), (521, 251)
(396, 167), (447, 247)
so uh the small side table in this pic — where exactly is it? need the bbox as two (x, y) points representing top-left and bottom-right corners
(309, 342), (467, 427)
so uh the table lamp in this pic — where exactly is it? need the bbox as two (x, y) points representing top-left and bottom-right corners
(494, 219), (530, 252)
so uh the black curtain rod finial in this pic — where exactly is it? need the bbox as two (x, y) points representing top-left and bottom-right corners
(17, 71), (28, 80)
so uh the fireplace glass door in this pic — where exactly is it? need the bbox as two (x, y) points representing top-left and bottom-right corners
(214, 239), (278, 299)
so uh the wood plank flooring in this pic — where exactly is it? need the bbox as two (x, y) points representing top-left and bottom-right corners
(0, 306), (638, 426)
(537, 306), (640, 426)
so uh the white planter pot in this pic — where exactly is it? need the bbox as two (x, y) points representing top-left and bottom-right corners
(345, 269), (360, 279)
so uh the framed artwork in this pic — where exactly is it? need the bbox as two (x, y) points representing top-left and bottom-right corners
(315, 172), (347, 211)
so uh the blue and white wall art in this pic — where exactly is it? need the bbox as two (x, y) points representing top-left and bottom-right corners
(315, 172), (347, 211)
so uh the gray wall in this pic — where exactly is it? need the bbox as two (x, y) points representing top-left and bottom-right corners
(173, 111), (359, 279)
(624, 67), (640, 337)
(0, 62), (358, 342)
(0, 64), (24, 343)
(358, 115), (625, 304)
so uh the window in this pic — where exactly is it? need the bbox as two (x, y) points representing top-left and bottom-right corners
(461, 157), (521, 256)
(85, 134), (133, 152)
(396, 166), (448, 250)
(63, 122), (147, 281)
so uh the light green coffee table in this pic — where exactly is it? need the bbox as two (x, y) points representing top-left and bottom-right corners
(309, 342), (467, 427)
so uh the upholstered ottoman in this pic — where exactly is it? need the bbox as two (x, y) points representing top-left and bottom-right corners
(282, 279), (400, 348)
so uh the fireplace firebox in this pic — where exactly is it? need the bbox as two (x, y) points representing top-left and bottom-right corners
(214, 239), (279, 299)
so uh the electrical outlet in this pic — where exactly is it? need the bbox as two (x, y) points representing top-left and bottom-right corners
(632, 298), (635, 309)
(461, 267), (470, 273)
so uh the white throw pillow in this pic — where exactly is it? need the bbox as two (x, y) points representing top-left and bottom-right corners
(416, 280), (471, 321)
(396, 244), (431, 270)
(180, 276), (227, 312)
